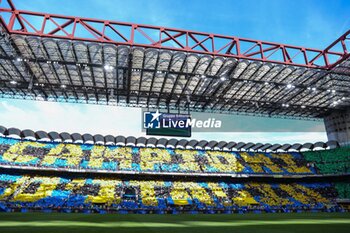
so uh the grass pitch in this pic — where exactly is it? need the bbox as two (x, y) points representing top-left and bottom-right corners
(0, 212), (349, 233)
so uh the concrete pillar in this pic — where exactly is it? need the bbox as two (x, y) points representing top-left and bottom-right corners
(324, 109), (350, 147)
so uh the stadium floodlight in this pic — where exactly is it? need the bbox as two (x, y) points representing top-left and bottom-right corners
(10, 80), (17, 85)
(104, 64), (113, 71)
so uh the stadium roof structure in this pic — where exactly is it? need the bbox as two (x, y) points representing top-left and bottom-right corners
(0, 0), (349, 120)
(0, 125), (339, 152)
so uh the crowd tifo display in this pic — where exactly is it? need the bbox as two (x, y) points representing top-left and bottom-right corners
(0, 137), (349, 175)
(0, 173), (342, 214)
(0, 136), (349, 214)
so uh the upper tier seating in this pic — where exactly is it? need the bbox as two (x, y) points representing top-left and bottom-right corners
(302, 147), (350, 174)
(0, 137), (317, 175)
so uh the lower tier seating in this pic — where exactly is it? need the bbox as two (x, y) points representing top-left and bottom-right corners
(335, 182), (350, 199)
(0, 173), (345, 213)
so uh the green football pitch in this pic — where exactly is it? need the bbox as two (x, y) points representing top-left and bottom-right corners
(0, 212), (349, 233)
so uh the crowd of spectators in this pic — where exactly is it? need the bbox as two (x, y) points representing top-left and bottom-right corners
(0, 138), (328, 175)
(0, 173), (345, 214)
(0, 138), (348, 214)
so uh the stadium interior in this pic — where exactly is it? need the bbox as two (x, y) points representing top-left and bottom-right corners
(0, 2), (349, 231)
(0, 127), (349, 214)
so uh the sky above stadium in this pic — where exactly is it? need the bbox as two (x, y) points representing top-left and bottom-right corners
(1, 0), (350, 144)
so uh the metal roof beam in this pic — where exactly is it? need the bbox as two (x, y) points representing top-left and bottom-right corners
(0, 1), (348, 69)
